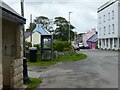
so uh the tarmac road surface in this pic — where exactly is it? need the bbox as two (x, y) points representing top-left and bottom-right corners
(30, 49), (118, 88)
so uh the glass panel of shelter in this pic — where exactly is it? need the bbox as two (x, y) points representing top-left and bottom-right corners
(41, 35), (53, 61)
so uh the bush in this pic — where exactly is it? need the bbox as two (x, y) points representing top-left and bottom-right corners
(53, 41), (71, 52)
(33, 44), (40, 51)
(26, 41), (32, 47)
(25, 41), (32, 52)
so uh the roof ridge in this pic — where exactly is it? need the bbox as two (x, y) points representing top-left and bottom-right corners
(1, 1), (24, 19)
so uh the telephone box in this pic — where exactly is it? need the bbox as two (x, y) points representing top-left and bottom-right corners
(41, 35), (53, 61)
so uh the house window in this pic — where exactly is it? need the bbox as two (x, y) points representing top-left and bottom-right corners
(112, 24), (115, 34)
(112, 10), (114, 19)
(108, 25), (110, 34)
(103, 15), (105, 22)
(99, 17), (101, 24)
(108, 12), (110, 20)
(104, 26), (106, 35)
(99, 28), (101, 36)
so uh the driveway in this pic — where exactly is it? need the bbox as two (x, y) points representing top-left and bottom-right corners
(29, 49), (118, 88)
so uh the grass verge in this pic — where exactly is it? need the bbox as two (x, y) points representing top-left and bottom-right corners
(27, 53), (87, 66)
(55, 53), (87, 61)
(26, 77), (42, 89)
(27, 60), (57, 66)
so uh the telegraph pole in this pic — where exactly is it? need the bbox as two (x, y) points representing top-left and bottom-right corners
(68, 12), (72, 42)
(21, 0), (30, 84)
(30, 14), (32, 43)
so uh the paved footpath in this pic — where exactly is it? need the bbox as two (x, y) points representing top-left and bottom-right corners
(29, 49), (118, 88)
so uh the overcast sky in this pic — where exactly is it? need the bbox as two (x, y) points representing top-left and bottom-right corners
(3, 0), (109, 33)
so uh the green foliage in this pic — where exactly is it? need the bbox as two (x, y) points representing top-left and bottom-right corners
(26, 77), (42, 89)
(32, 16), (75, 41)
(26, 23), (36, 32)
(55, 53), (87, 61)
(27, 53), (87, 67)
(26, 41), (32, 47)
(27, 61), (57, 66)
(54, 16), (75, 41)
(53, 41), (71, 52)
(33, 44), (40, 51)
(34, 16), (53, 32)
(25, 41), (32, 52)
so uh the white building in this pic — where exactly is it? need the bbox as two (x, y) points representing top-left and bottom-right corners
(25, 24), (51, 46)
(97, 0), (120, 50)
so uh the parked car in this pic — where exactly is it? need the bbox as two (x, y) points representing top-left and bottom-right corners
(78, 43), (89, 49)
(83, 45), (89, 49)
(78, 43), (84, 49)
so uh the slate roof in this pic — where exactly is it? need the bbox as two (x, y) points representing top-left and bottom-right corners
(33, 24), (50, 35)
(25, 24), (51, 39)
(24, 31), (30, 39)
(87, 34), (98, 43)
(0, 1), (26, 24)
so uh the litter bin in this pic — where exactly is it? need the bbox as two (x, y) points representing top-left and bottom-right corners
(29, 47), (37, 62)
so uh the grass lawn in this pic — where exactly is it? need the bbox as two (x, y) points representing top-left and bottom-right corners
(27, 53), (87, 66)
(27, 60), (57, 66)
(26, 77), (42, 89)
(55, 53), (87, 61)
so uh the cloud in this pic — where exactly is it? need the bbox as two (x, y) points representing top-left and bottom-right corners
(3, 0), (109, 33)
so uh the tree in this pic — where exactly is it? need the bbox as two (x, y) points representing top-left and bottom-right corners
(54, 16), (75, 41)
(34, 16), (54, 32)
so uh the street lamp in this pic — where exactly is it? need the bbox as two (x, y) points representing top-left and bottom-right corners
(21, 0), (30, 84)
(68, 12), (72, 42)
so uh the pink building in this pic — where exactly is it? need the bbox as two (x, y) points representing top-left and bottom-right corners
(87, 34), (98, 49)
(82, 28), (96, 47)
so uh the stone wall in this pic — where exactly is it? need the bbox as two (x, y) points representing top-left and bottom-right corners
(11, 59), (23, 88)
(11, 25), (24, 88)
(0, 74), (2, 90)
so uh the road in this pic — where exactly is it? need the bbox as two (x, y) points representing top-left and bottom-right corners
(29, 49), (118, 88)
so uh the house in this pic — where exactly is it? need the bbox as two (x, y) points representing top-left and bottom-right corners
(0, 1), (26, 89)
(76, 33), (85, 44)
(97, 0), (120, 50)
(82, 28), (97, 47)
(87, 34), (98, 49)
(25, 24), (50, 46)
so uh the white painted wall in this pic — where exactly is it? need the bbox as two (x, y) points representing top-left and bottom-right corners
(32, 32), (41, 46)
(98, 1), (119, 39)
(98, 0), (120, 50)
(25, 32), (41, 46)
(25, 36), (30, 42)
(118, 2), (120, 37)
